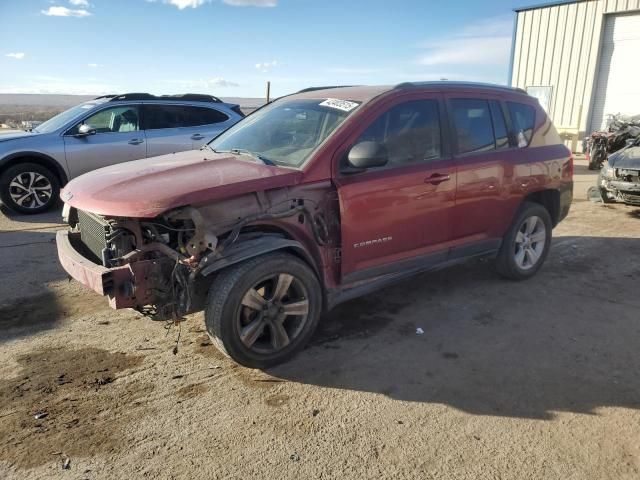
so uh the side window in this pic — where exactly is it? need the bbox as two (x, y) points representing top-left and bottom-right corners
(507, 102), (536, 147)
(145, 105), (230, 130)
(356, 99), (441, 167)
(451, 99), (495, 154)
(189, 106), (229, 126)
(71, 106), (140, 134)
(144, 105), (189, 130)
(490, 101), (509, 149)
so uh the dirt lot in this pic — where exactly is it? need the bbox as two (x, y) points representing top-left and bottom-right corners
(1, 156), (639, 479)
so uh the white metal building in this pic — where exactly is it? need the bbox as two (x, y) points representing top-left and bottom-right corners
(509, 0), (640, 151)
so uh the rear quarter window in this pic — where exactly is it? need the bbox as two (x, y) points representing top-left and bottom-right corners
(507, 102), (536, 147)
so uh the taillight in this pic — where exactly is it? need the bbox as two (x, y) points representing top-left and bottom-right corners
(565, 153), (574, 178)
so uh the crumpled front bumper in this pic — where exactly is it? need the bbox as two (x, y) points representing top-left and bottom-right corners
(56, 230), (155, 309)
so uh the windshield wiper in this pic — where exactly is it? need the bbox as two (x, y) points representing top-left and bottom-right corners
(222, 148), (276, 166)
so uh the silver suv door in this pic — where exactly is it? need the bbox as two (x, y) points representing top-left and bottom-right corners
(142, 103), (232, 156)
(63, 104), (146, 178)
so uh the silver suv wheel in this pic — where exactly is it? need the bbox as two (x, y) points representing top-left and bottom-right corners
(0, 162), (60, 214)
(9, 172), (53, 209)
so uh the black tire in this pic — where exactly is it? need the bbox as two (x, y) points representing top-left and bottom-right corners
(495, 202), (553, 281)
(0, 162), (60, 214)
(588, 147), (606, 170)
(204, 252), (322, 369)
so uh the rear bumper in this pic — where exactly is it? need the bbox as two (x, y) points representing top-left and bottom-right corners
(558, 181), (573, 224)
(56, 230), (154, 309)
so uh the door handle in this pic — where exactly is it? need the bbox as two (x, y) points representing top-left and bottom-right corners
(128, 138), (144, 145)
(191, 133), (206, 140)
(425, 173), (451, 185)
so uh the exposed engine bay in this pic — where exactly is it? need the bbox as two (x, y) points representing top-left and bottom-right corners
(63, 187), (337, 321)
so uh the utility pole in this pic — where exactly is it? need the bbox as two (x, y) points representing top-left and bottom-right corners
(265, 81), (271, 104)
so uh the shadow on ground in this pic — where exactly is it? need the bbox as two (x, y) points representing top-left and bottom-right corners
(0, 203), (62, 227)
(270, 236), (640, 420)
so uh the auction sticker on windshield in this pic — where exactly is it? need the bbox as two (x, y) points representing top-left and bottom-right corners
(319, 98), (360, 112)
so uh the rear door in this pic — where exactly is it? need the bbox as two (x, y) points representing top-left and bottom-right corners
(63, 104), (146, 178)
(142, 104), (235, 156)
(334, 93), (457, 283)
(446, 95), (513, 252)
(186, 106), (234, 148)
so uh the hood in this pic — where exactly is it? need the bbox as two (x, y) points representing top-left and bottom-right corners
(62, 150), (303, 218)
(608, 145), (640, 170)
(0, 131), (40, 143)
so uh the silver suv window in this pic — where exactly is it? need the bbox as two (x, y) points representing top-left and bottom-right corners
(143, 104), (229, 130)
(67, 106), (141, 135)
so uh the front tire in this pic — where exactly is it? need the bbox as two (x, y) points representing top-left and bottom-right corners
(0, 162), (60, 214)
(204, 252), (322, 369)
(495, 202), (553, 280)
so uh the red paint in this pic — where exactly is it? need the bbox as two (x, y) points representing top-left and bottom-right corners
(62, 151), (302, 218)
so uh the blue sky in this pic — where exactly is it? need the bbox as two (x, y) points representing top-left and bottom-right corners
(0, 0), (532, 97)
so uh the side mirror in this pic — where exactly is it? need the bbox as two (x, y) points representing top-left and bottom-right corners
(345, 141), (388, 172)
(75, 124), (96, 137)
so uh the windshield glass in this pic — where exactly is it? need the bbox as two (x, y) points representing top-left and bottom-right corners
(34, 102), (102, 134)
(209, 98), (360, 167)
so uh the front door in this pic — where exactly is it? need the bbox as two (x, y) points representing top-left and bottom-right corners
(63, 105), (145, 178)
(334, 95), (456, 283)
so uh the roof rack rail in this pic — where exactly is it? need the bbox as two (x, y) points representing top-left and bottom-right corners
(160, 93), (222, 103)
(394, 81), (528, 95)
(296, 85), (357, 94)
(94, 93), (223, 103)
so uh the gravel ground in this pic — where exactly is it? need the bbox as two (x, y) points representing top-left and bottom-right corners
(0, 156), (639, 479)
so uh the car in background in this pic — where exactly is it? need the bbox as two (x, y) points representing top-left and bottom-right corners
(0, 93), (244, 214)
(598, 141), (640, 205)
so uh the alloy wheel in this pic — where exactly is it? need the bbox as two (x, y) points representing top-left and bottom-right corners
(236, 273), (310, 354)
(9, 172), (53, 209)
(513, 215), (546, 270)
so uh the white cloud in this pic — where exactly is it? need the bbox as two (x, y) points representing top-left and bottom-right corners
(41, 6), (92, 17)
(6, 52), (25, 60)
(69, 0), (90, 6)
(417, 16), (512, 67)
(222, 0), (276, 6)
(166, 0), (208, 8)
(87, 63), (103, 68)
(147, 0), (276, 8)
(255, 60), (279, 73)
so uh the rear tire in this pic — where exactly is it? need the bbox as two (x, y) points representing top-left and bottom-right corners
(0, 162), (60, 214)
(495, 202), (553, 280)
(204, 252), (322, 369)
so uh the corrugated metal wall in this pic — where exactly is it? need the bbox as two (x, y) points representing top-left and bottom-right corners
(510, 0), (640, 150)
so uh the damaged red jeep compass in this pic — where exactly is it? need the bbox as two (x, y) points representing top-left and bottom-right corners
(57, 83), (573, 368)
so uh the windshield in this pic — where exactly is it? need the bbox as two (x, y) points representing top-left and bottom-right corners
(209, 98), (360, 167)
(34, 102), (102, 134)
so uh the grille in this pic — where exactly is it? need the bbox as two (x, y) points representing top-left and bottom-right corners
(77, 210), (110, 264)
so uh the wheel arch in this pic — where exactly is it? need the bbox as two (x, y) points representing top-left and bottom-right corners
(199, 233), (321, 282)
(0, 151), (69, 186)
(522, 189), (561, 227)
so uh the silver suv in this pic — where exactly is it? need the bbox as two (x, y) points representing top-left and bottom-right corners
(0, 93), (244, 214)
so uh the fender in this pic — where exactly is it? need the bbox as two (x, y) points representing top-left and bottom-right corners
(0, 150), (69, 185)
(199, 235), (320, 278)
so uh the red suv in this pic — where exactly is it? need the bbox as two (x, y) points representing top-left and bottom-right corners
(57, 82), (573, 368)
